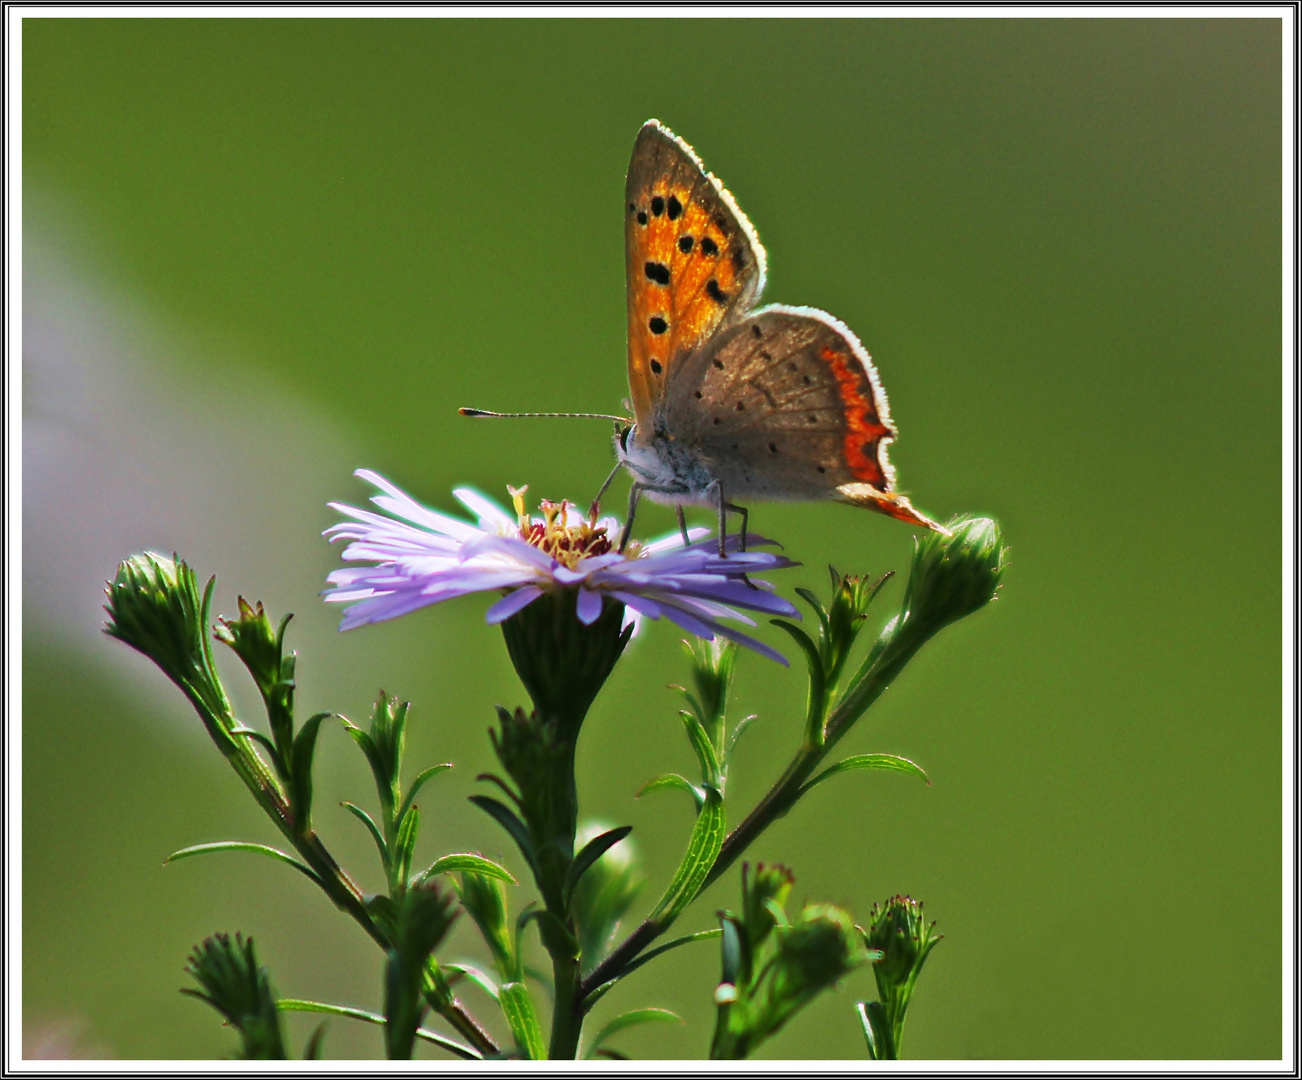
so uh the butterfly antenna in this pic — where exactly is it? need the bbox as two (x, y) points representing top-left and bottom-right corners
(459, 407), (632, 422)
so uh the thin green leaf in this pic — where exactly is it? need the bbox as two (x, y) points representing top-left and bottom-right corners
(794, 586), (831, 648)
(443, 962), (501, 1001)
(583, 929), (722, 1009)
(302, 1022), (328, 1060)
(724, 714), (760, 765)
(858, 999), (895, 1060)
(164, 841), (321, 885)
(340, 801), (389, 867)
(288, 711), (330, 825)
(772, 619), (827, 748)
(419, 853), (517, 885)
(397, 762), (453, 822)
(678, 710), (722, 789)
(498, 982), (545, 1061)
(563, 825), (633, 910)
(798, 753), (930, 798)
(648, 790), (725, 923)
(469, 796), (539, 883)
(673, 685), (707, 726)
(585, 1007), (682, 1057)
(229, 725), (281, 763)
(635, 773), (705, 811)
(393, 803), (420, 885)
(276, 998), (478, 1060)
(339, 717), (386, 791)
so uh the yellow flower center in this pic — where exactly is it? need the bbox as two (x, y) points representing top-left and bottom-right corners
(509, 485), (628, 570)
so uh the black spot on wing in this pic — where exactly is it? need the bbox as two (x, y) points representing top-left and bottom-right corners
(644, 261), (671, 285)
(651, 195), (665, 216)
(650, 359), (663, 374)
(706, 279), (728, 304)
(700, 237), (719, 257)
(678, 235), (694, 253)
(667, 194), (683, 220)
(649, 316), (668, 335)
(637, 211), (648, 225)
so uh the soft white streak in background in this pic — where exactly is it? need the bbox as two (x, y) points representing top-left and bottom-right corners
(22, 198), (363, 719)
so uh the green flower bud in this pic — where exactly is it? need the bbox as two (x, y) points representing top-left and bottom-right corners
(571, 820), (644, 973)
(684, 636), (737, 738)
(104, 554), (217, 700)
(899, 516), (1008, 640)
(711, 866), (872, 1059)
(215, 598), (296, 762)
(741, 862), (795, 956)
(182, 933), (287, 1060)
(866, 894), (939, 989)
(862, 894), (942, 1058)
(215, 597), (293, 703)
(103, 553), (234, 745)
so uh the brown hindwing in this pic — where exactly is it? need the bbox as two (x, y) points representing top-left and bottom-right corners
(667, 305), (947, 531)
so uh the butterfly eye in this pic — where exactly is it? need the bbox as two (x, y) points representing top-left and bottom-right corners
(618, 425), (632, 451)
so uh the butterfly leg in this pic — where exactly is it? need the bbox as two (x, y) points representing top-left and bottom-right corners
(589, 460), (623, 520)
(707, 481), (729, 557)
(725, 502), (750, 554)
(676, 505), (691, 547)
(619, 483), (643, 553)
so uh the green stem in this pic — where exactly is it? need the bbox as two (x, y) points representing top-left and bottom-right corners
(549, 950), (583, 1060)
(579, 629), (923, 1006)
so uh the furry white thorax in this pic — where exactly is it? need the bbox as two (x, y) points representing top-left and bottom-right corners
(615, 424), (719, 506)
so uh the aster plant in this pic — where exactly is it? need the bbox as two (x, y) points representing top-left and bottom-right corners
(103, 468), (1007, 1060)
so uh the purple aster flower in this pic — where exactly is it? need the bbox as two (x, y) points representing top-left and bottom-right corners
(323, 469), (799, 663)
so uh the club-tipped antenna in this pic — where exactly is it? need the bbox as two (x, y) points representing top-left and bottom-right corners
(460, 407), (631, 422)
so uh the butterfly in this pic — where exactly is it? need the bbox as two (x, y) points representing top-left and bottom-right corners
(611, 119), (947, 553)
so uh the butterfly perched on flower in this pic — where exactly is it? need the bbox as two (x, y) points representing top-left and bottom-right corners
(465, 120), (946, 553)
(613, 119), (946, 551)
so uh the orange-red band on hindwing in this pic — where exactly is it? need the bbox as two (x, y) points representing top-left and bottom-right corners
(821, 345), (891, 488)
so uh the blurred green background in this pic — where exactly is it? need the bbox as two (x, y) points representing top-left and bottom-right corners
(22, 17), (1282, 1061)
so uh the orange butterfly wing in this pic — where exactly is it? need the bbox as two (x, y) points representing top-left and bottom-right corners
(624, 120), (767, 432)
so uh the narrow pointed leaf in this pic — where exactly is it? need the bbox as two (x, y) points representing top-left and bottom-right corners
(798, 753), (930, 798)
(340, 801), (389, 867)
(678, 710), (722, 789)
(469, 795), (539, 882)
(858, 999), (895, 1060)
(443, 962), (501, 1001)
(585, 1007), (682, 1057)
(393, 803), (420, 884)
(276, 998), (478, 1060)
(288, 711), (330, 824)
(302, 1022), (328, 1060)
(398, 762), (453, 822)
(649, 790), (725, 923)
(772, 619), (827, 748)
(340, 719), (387, 794)
(636, 773), (705, 810)
(794, 586), (831, 646)
(564, 825), (633, 910)
(419, 853), (517, 885)
(583, 929), (722, 1009)
(498, 982), (545, 1061)
(164, 841), (321, 885)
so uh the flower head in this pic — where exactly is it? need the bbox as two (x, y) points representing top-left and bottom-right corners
(324, 470), (799, 662)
